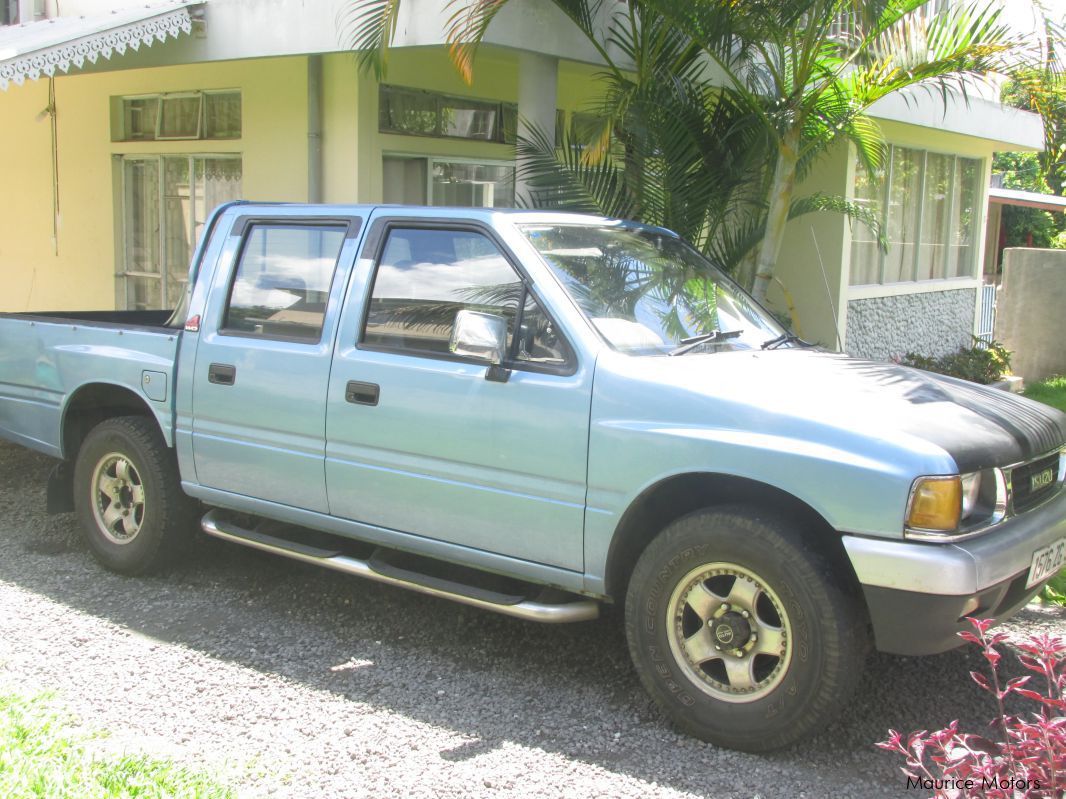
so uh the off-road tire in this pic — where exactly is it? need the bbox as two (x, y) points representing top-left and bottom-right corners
(625, 505), (867, 752)
(73, 415), (194, 575)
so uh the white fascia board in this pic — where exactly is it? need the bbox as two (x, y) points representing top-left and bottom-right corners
(389, 0), (609, 66)
(54, 0), (616, 73)
(868, 88), (1044, 152)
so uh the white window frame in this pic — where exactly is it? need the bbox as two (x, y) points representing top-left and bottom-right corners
(154, 92), (203, 141)
(849, 143), (985, 289)
(118, 153), (242, 309)
(115, 90), (241, 142)
(383, 153), (516, 207)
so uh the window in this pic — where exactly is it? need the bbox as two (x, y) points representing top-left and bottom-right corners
(380, 85), (517, 144)
(121, 155), (243, 310)
(363, 227), (569, 368)
(521, 223), (783, 356)
(849, 145), (982, 286)
(383, 156), (515, 208)
(223, 225), (347, 341)
(113, 91), (241, 142)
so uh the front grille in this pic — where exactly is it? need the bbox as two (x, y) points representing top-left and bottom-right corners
(1011, 452), (1062, 512)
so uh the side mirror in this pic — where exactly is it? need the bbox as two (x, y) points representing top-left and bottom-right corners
(450, 310), (508, 365)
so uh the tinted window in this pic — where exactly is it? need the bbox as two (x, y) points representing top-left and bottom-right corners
(223, 224), (346, 341)
(515, 291), (570, 366)
(363, 228), (522, 355)
(521, 224), (783, 355)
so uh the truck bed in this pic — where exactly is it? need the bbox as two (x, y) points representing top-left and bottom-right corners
(8, 309), (178, 330)
(0, 310), (181, 458)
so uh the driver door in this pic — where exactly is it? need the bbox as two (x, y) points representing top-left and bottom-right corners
(325, 221), (592, 571)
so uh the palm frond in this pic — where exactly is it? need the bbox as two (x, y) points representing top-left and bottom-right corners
(444, 0), (615, 84)
(443, 0), (511, 84)
(790, 192), (887, 251)
(340, 0), (403, 80)
(516, 124), (636, 219)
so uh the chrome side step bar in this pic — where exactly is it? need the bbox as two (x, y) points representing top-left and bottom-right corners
(201, 510), (600, 623)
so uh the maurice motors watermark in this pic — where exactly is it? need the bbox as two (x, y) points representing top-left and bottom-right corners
(906, 775), (1043, 792)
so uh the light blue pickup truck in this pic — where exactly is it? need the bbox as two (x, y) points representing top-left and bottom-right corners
(1, 202), (1064, 751)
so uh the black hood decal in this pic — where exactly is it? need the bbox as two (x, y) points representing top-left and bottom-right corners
(835, 359), (1066, 472)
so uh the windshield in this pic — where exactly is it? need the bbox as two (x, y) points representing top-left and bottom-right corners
(520, 223), (785, 356)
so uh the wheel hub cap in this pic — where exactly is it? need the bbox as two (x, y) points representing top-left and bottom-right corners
(711, 612), (751, 648)
(90, 453), (146, 545)
(667, 562), (793, 704)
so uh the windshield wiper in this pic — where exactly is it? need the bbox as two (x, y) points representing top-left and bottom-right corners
(668, 330), (743, 356)
(760, 333), (812, 350)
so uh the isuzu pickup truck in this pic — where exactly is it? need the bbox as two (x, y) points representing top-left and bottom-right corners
(1, 202), (1064, 751)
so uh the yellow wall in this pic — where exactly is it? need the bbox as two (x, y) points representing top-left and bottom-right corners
(0, 79), (59, 312)
(768, 143), (851, 349)
(0, 48), (603, 312)
(0, 56), (308, 312)
(347, 46), (605, 204)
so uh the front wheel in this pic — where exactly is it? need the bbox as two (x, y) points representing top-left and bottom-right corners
(625, 506), (867, 752)
(73, 416), (194, 575)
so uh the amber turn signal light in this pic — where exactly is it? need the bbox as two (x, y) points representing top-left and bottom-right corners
(906, 476), (962, 532)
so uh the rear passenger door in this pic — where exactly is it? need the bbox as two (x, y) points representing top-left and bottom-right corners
(191, 216), (361, 512)
(324, 220), (593, 571)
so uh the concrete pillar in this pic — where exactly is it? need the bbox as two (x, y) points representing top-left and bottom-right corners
(307, 54), (323, 203)
(516, 51), (558, 207)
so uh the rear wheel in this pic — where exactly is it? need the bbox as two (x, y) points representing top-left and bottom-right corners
(73, 416), (194, 575)
(624, 506), (867, 752)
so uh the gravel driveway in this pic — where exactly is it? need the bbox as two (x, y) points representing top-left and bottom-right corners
(1, 439), (1063, 798)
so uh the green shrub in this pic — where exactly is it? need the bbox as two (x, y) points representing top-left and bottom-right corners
(899, 339), (1012, 385)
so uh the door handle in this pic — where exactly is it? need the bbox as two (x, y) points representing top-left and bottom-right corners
(208, 363), (236, 386)
(345, 380), (379, 406)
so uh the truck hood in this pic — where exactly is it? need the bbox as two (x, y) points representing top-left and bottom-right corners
(610, 349), (1066, 473)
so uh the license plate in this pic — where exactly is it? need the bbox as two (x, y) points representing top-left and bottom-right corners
(1027, 537), (1066, 589)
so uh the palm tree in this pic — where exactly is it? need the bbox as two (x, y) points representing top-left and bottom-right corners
(510, 8), (777, 276)
(636, 0), (1021, 300)
(347, 0), (1021, 301)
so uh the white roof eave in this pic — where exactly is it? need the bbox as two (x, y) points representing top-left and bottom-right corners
(868, 89), (1044, 152)
(0, 1), (201, 91)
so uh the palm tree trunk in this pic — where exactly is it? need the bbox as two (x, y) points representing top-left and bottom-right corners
(751, 130), (800, 303)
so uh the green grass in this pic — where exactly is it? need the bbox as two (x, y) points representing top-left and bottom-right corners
(0, 691), (233, 799)
(1023, 375), (1066, 414)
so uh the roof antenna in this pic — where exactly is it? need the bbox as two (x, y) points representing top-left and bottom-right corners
(810, 226), (842, 351)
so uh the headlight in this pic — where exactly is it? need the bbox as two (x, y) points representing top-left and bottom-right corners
(906, 469), (1007, 541)
(906, 476), (961, 533)
(961, 472), (982, 520)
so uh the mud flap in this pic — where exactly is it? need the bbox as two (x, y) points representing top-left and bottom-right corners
(46, 461), (75, 514)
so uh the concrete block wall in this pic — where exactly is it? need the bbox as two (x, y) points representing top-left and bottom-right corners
(845, 289), (978, 362)
(996, 248), (1066, 382)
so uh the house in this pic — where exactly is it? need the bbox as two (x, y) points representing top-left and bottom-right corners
(0, 0), (1044, 362)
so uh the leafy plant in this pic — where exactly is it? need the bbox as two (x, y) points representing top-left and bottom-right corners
(1039, 571), (1066, 608)
(899, 339), (1012, 385)
(1000, 8), (1066, 198)
(877, 617), (1066, 797)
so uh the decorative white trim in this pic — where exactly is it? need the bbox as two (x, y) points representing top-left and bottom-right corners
(847, 277), (980, 301)
(0, 8), (193, 91)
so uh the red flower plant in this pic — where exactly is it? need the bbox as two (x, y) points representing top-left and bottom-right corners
(877, 617), (1066, 797)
